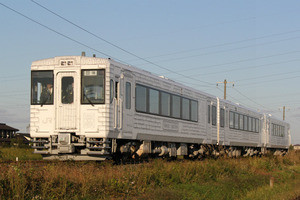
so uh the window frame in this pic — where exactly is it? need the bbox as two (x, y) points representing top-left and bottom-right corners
(190, 100), (198, 122)
(135, 84), (148, 113)
(135, 83), (198, 122)
(229, 111), (234, 129)
(229, 111), (261, 133)
(171, 94), (181, 119)
(81, 69), (105, 105)
(208, 105), (211, 124)
(61, 76), (74, 104)
(125, 82), (131, 109)
(182, 97), (191, 121)
(160, 91), (171, 117)
(220, 108), (225, 127)
(110, 79), (114, 103)
(212, 105), (217, 126)
(239, 114), (244, 130)
(234, 112), (239, 129)
(244, 115), (248, 131)
(31, 70), (54, 105)
(149, 88), (160, 114)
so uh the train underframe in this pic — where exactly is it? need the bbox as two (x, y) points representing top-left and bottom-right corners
(32, 133), (288, 161)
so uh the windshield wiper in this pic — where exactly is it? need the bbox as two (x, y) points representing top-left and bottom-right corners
(83, 93), (94, 107)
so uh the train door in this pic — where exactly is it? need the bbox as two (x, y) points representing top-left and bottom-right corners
(266, 115), (270, 146)
(206, 100), (212, 143)
(55, 71), (78, 130)
(114, 76), (121, 130)
(121, 72), (134, 137)
(218, 101), (226, 145)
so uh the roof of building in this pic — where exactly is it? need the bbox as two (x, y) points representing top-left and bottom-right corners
(0, 123), (19, 131)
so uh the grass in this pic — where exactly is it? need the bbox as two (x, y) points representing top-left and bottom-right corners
(0, 148), (299, 199)
(0, 147), (42, 161)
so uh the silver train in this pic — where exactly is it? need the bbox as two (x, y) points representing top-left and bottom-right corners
(30, 54), (291, 160)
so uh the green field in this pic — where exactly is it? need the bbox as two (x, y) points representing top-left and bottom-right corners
(0, 147), (42, 161)
(0, 147), (299, 200)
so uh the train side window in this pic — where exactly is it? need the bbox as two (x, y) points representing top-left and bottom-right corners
(110, 79), (114, 103)
(244, 116), (248, 131)
(252, 118), (256, 133)
(161, 92), (171, 117)
(255, 119), (259, 133)
(234, 113), (239, 129)
(171, 95), (181, 119)
(220, 108), (225, 127)
(149, 88), (159, 114)
(207, 105), (211, 124)
(229, 111), (234, 128)
(62, 76), (74, 104)
(125, 82), (131, 109)
(182, 98), (190, 120)
(279, 125), (281, 136)
(239, 114), (244, 130)
(115, 81), (119, 99)
(248, 117), (252, 132)
(136, 85), (147, 112)
(212, 105), (217, 126)
(191, 100), (198, 122)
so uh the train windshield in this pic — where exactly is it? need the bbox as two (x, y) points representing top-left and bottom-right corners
(81, 69), (105, 104)
(31, 71), (54, 105)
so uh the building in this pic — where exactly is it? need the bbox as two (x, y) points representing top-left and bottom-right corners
(0, 123), (19, 139)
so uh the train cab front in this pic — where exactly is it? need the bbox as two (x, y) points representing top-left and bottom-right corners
(30, 61), (111, 160)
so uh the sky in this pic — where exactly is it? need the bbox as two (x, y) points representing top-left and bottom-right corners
(0, 0), (300, 144)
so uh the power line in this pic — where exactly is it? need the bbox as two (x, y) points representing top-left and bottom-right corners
(232, 87), (275, 112)
(164, 58), (300, 91)
(237, 75), (300, 87)
(0, 2), (127, 64)
(237, 92), (300, 101)
(235, 69), (300, 82)
(132, 36), (300, 65)
(128, 29), (300, 62)
(215, 87), (260, 111)
(171, 50), (300, 76)
(30, 0), (214, 87)
(193, 58), (300, 77)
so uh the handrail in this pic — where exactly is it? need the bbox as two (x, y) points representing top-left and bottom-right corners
(114, 97), (117, 129)
(119, 99), (123, 129)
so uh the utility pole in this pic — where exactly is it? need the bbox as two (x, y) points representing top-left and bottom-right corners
(279, 106), (289, 121)
(217, 79), (234, 100)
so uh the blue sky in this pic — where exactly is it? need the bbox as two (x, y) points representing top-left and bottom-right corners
(1, 1), (300, 144)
